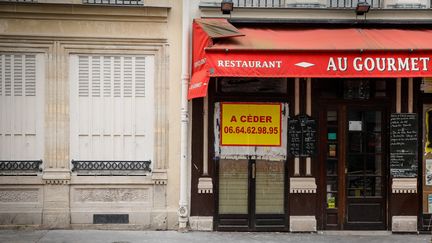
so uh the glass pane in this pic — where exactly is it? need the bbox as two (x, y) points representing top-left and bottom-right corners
(327, 192), (337, 209)
(327, 110), (338, 126)
(255, 160), (284, 214)
(328, 127), (337, 140)
(219, 159), (248, 214)
(366, 155), (382, 176)
(365, 111), (382, 132)
(327, 176), (338, 192)
(327, 160), (338, 175)
(364, 177), (382, 197)
(347, 176), (364, 197)
(347, 155), (363, 175)
(220, 78), (287, 94)
(348, 110), (362, 121)
(348, 132), (363, 153)
(367, 133), (382, 153)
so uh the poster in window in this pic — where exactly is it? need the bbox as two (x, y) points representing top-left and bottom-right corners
(427, 160), (432, 186)
(429, 194), (432, 213)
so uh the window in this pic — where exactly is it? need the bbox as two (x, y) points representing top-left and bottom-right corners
(70, 55), (154, 163)
(0, 53), (44, 161)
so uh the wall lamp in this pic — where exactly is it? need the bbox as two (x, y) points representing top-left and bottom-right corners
(221, 0), (234, 15)
(356, 1), (371, 15)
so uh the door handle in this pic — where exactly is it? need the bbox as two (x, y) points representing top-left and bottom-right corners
(252, 163), (256, 179)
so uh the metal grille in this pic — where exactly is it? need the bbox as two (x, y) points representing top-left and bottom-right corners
(0, 0), (36, 2)
(221, 0), (387, 9)
(72, 160), (151, 176)
(233, 0), (285, 7)
(0, 160), (42, 175)
(328, 0), (381, 9)
(83, 0), (143, 5)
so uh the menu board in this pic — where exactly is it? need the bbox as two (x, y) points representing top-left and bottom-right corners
(390, 113), (418, 178)
(288, 115), (317, 157)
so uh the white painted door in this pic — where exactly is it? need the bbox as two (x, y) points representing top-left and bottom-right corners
(0, 53), (44, 161)
(70, 55), (154, 163)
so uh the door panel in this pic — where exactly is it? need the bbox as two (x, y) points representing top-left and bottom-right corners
(255, 160), (284, 214)
(345, 109), (386, 230)
(219, 159), (249, 214)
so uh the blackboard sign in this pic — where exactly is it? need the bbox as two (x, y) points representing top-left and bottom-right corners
(390, 113), (418, 178)
(288, 115), (317, 157)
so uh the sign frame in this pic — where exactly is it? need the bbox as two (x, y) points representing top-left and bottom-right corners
(220, 102), (282, 147)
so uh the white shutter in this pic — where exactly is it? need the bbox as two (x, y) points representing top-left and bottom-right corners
(0, 53), (43, 160)
(70, 55), (154, 162)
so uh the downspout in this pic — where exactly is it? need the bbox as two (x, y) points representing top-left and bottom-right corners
(178, 0), (190, 231)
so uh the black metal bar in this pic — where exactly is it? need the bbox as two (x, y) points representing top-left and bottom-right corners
(71, 160), (151, 172)
(0, 160), (42, 172)
(83, 0), (143, 5)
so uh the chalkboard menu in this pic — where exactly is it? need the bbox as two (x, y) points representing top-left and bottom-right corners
(288, 115), (317, 157)
(390, 113), (418, 178)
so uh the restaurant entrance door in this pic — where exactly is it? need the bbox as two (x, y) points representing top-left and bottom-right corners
(321, 104), (387, 230)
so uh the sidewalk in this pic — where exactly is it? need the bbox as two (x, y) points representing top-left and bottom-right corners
(0, 230), (430, 243)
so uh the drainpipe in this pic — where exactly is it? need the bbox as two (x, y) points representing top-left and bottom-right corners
(178, 0), (190, 231)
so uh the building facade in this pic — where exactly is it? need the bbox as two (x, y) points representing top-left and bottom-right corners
(188, 0), (432, 233)
(0, 0), (182, 229)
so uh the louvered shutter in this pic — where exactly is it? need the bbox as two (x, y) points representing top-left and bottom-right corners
(70, 55), (154, 162)
(0, 54), (43, 160)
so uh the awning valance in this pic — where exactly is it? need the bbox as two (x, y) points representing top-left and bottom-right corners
(188, 18), (432, 99)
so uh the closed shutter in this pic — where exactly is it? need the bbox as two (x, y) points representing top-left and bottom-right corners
(0, 54), (43, 160)
(70, 55), (154, 162)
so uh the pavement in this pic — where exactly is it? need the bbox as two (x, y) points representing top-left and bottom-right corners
(0, 230), (431, 243)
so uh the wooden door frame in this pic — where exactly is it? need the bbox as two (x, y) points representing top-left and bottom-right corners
(318, 101), (390, 230)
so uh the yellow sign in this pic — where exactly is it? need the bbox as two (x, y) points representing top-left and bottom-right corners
(220, 103), (281, 146)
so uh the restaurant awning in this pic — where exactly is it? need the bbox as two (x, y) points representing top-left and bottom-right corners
(188, 18), (432, 99)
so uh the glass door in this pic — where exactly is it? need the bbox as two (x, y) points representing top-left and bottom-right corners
(322, 106), (387, 230)
(217, 159), (286, 231)
(345, 109), (386, 230)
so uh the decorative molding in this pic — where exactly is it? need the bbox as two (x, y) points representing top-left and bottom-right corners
(290, 177), (317, 193)
(42, 170), (71, 185)
(74, 188), (149, 202)
(0, 189), (39, 203)
(197, 177), (213, 194)
(152, 170), (167, 185)
(0, 160), (42, 175)
(71, 160), (151, 176)
(392, 178), (417, 193)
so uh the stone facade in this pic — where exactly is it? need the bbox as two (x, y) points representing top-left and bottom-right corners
(0, 1), (181, 230)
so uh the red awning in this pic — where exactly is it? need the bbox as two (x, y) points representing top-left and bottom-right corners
(188, 19), (432, 99)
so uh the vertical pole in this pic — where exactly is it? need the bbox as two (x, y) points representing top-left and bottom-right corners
(294, 78), (300, 175)
(203, 96), (209, 175)
(179, 0), (190, 231)
(396, 78), (401, 113)
(408, 78), (413, 113)
(306, 78), (311, 176)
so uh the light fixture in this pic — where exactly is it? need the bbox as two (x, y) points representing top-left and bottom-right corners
(221, 0), (234, 15)
(356, 1), (371, 15)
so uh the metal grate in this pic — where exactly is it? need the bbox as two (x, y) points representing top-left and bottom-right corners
(0, 0), (36, 2)
(72, 160), (151, 176)
(83, 0), (143, 5)
(0, 160), (42, 175)
(233, 0), (285, 7)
